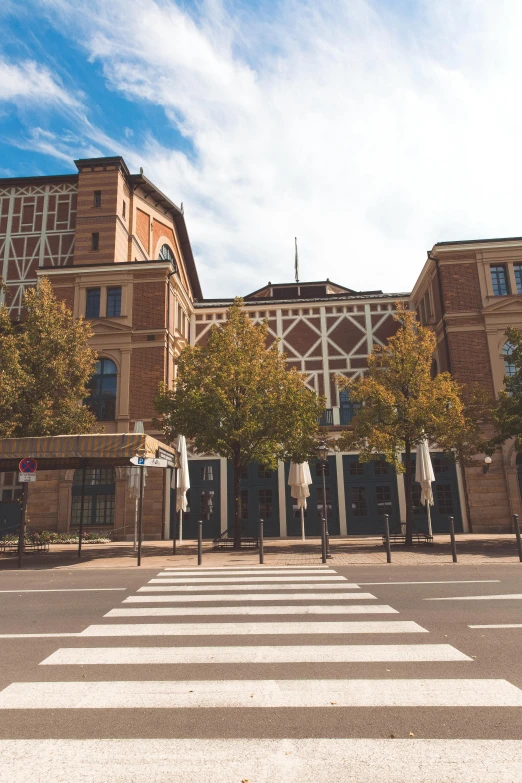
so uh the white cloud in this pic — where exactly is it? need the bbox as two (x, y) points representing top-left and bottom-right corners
(0, 59), (80, 107)
(15, 1), (522, 296)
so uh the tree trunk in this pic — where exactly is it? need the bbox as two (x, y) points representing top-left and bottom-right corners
(404, 440), (413, 546)
(233, 458), (242, 550)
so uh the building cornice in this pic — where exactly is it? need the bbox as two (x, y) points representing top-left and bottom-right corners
(36, 261), (174, 275)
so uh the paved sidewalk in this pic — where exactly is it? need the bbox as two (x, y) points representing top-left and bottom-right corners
(1, 534), (521, 569)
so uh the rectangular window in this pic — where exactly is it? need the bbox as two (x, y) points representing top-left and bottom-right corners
(201, 465), (214, 482)
(257, 466), (272, 479)
(436, 484), (454, 515)
(349, 460), (364, 476)
(85, 288), (101, 319)
(200, 490), (215, 518)
(351, 486), (367, 516)
(258, 489), (273, 518)
(122, 201), (126, 219)
(514, 265), (522, 295)
(431, 456), (449, 474)
(240, 490), (248, 519)
(373, 459), (389, 475)
(71, 496), (93, 526)
(106, 287), (122, 317)
(317, 486), (332, 518)
(491, 265), (508, 295)
(376, 485), (392, 516)
(315, 461), (330, 478)
(91, 232), (99, 251)
(93, 191), (102, 208)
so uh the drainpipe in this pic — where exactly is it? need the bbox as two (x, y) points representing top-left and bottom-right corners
(165, 264), (177, 389)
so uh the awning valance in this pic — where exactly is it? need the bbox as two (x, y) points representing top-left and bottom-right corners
(0, 434), (178, 472)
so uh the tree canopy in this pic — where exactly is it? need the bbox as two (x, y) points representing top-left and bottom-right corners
(336, 303), (484, 544)
(0, 278), (97, 437)
(155, 297), (324, 547)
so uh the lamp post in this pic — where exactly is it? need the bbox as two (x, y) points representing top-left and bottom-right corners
(317, 441), (332, 559)
(483, 456), (492, 474)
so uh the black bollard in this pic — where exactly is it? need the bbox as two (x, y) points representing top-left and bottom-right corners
(259, 519), (264, 564)
(448, 515), (457, 563)
(513, 514), (522, 563)
(383, 513), (392, 564)
(198, 520), (203, 566)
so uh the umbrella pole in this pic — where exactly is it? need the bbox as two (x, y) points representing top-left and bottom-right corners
(301, 506), (305, 541)
(179, 508), (183, 544)
(427, 501), (433, 538)
(133, 497), (138, 552)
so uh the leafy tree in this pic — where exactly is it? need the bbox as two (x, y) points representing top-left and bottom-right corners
(0, 294), (24, 437)
(336, 303), (484, 545)
(155, 298), (324, 548)
(0, 277), (97, 437)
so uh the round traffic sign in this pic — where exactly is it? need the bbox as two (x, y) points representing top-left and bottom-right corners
(19, 458), (37, 474)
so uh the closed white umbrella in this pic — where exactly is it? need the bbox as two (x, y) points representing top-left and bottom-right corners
(128, 421), (147, 550)
(288, 461), (312, 541)
(415, 436), (435, 538)
(172, 434), (190, 543)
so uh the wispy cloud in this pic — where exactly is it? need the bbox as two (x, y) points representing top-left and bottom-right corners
(0, 58), (80, 107)
(6, 1), (522, 296)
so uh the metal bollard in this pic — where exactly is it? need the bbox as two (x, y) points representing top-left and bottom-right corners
(513, 514), (522, 563)
(321, 516), (327, 564)
(448, 516), (457, 563)
(198, 520), (203, 566)
(383, 513), (392, 564)
(259, 519), (264, 564)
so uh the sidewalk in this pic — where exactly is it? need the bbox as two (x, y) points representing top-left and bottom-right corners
(1, 534), (522, 569)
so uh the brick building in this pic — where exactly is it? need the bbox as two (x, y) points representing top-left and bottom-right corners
(411, 237), (522, 532)
(1, 153), (516, 537)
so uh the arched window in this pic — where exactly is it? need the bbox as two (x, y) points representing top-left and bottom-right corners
(503, 342), (516, 377)
(85, 358), (117, 421)
(71, 468), (115, 526)
(159, 244), (174, 262)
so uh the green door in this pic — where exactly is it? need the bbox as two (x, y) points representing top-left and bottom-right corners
(343, 456), (400, 535)
(408, 453), (462, 533)
(227, 462), (280, 538)
(172, 460), (220, 539)
(285, 458), (340, 536)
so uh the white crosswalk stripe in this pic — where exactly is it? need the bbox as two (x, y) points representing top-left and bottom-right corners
(2, 738), (522, 783)
(2, 564), (520, 783)
(124, 592), (376, 603)
(77, 620), (427, 636)
(2, 679), (521, 709)
(105, 605), (398, 617)
(147, 575), (347, 583)
(40, 644), (471, 665)
(138, 583), (360, 592)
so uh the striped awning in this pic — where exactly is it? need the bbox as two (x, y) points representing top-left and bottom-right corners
(0, 434), (177, 471)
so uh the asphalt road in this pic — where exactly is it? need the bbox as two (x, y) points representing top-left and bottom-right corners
(0, 563), (521, 781)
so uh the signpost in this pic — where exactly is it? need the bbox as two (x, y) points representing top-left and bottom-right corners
(130, 457), (169, 468)
(130, 455), (170, 566)
(17, 459), (37, 570)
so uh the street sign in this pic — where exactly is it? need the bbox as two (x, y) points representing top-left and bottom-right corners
(157, 447), (176, 467)
(19, 458), (37, 474)
(130, 456), (169, 468)
(19, 473), (36, 483)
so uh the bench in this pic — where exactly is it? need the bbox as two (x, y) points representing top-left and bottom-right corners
(213, 526), (259, 549)
(382, 527), (433, 546)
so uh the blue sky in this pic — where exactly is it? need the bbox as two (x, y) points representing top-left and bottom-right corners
(2, 0), (522, 297)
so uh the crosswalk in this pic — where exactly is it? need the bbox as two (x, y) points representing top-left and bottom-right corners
(1, 565), (522, 782)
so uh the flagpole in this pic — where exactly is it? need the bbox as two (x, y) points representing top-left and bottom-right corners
(294, 237), (299, 283)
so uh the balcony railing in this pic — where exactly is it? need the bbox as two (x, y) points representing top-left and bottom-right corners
(340, 405), (360, 425)
(318, 409), (333, 427)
